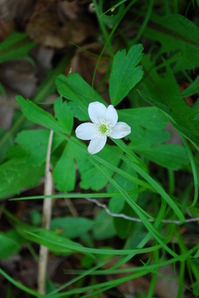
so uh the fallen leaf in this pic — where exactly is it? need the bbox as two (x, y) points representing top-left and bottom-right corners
(26, 2), (94, 48)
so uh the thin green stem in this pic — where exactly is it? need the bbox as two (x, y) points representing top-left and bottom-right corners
(132, 0), (154, 44)
(92, 0), (138, 88)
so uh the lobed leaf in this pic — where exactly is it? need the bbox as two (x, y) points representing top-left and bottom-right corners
(51, 217), (93, 239)
(16, 96), (65, 134)
(0, 158), (44, 198)
(54, 97), (74, 134)
(143, 13), (199, 71)
(53, 142), (76, 192)
(109, 44), (143, 106)
(139, 57), (199, 148)
(56, 73), (105, 120)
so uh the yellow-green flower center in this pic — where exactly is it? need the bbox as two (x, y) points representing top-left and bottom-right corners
(99, 124), (108, 134)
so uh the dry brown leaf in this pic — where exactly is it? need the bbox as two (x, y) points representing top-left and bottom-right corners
(154, 264), (187, 298)
(0, 89), (16, 129)
(104, 256), (150, 296)
(26, 2), (94, 48)
(0, 0), (35, 22)
(0, 59), (38, 98)
(58, 0), (81, 20)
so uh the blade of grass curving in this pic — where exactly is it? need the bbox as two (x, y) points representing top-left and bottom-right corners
(131, 162), (185, 222)
(147, 248), (159, 297)
(92, 0), (114, 56)
(46, 260), (108, 297)
(47, 256), (179, 298)
(132, 0), (154, 44)
(47, 255), (188, 298)
(69, 135), (155, 192)
(104, 191), (167, 271)
(46, 255), (189, 298)
(181, 135), (199, 207)
(177, 234), (199, 290)
(24, 230), (160, 256)
(91, 0), (138, 88)
(0, 268), (42, 298)
(177, 257), (185, 298)
(10, 188), (144, 201)
(113, 139), (185, 222)
(46, 268), (151, 298)
(89, 158), (179, 258)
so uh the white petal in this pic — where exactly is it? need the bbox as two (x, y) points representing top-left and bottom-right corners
(88, 102), (107, 123)
(106, 105), (118, 126)
(75, 123), (96, 140)
(88, 136), (107, 154)
(110, 122), (131, 139)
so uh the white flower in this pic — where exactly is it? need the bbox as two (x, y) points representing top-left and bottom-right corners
(75, 101), (131, 154)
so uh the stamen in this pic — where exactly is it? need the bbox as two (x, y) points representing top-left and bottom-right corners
(99, 124), (108, 134)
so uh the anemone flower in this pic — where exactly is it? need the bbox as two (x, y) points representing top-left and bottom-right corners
(75, 101), (131, 154)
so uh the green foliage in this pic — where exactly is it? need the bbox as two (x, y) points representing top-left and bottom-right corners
(53, 141), (76, 191)
(1, 3), (199, 297)
(119, 107), (189, 169)
(98, 0), (126, 28)
(51, 217), (93, 239)
(0, 31), (35, 63)
(142, 13), (199, 71)
(139, 57), (199, 149)
(0, 230), (23, 259)
(108, 162), (138, 213)
(54, 98), (74, 134)
(15, 130), (52, 166)
(77, 146), (121, 190)
(16, 96), (65, 134)
(56, 73), (105, 120)
(0, 158), (44, 198)
(92, 210), (116, 240)
(109, 44), (143, 106)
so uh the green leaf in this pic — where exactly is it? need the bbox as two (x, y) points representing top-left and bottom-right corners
(14, 130), (63, 167)
(0, 230), (23, 259)
(22, 228), (92, 256)
(109, 44), (143, 106)
(98, 0), (125, 28)
(118, 106), (168, 141)
(92, 210), (116, 240)
(180, 76), (199, 97)
(0, 128), (13, 162)
(51, 217), (93, 239)
(143, 13), (199, 71)
(139, 57), (199, 148)
(53, 142), (76, 192)
(119, 107), (189, 169)
(132, 142), (189, 170)
(15, 130), (50, 166)
(76, 145), (121, 191)
(0, 31), (36, 63)
(108, 162), (138, 213)
(0, 158), (44, 198)
(113, 204), (133, 239)
(54, 97), (73, 134)
(16, 96), (64, 134)
(56, 73), (105, 120)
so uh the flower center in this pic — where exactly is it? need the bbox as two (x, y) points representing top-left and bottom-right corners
(99, 124), (108, 134)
